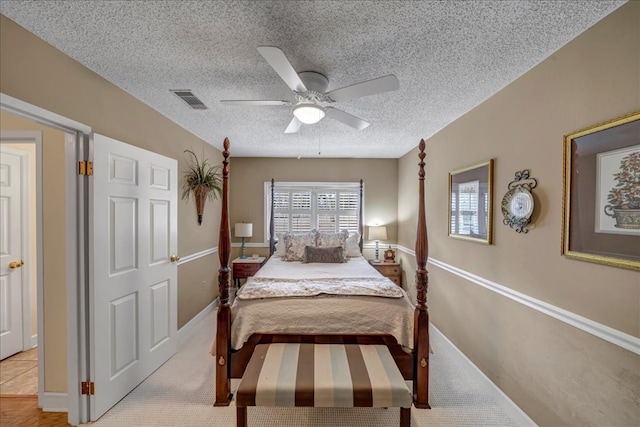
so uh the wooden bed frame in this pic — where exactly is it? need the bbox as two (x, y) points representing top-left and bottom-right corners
(214, 138), (430, 409)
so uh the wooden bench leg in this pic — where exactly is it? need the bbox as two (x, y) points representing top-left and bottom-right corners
(237, 406), (247, 427)
(400, 407), (411, 427)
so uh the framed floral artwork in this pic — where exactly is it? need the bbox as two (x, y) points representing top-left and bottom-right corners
(562, 111), (640, 270)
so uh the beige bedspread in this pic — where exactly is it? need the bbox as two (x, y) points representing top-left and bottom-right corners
(228, 257), (415, 350)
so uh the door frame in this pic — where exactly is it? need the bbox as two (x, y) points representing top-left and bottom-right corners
(0, 138), (39, 359)
(1, 93), (90, 425)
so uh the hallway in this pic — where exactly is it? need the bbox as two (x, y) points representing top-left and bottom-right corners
(0, 348), (68, 426)
(0, 347), (37, 396)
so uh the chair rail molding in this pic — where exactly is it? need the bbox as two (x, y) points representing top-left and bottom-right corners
(177, 247), (217, 265)
(397, 246), (639, 356)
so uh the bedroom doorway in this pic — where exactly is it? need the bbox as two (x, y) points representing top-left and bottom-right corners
(0, 131), (41, 399)
(0, 145), (29, 361)
(1, 94), (85, 425)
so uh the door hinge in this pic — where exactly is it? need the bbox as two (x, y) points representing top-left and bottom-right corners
(81, 381), (95, 395)
(78, 161), (94, 176)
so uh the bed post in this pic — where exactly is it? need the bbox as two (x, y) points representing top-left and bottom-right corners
(215, 138), (232, 406)
(269, 178), (275, 256)
(414, 140), (430, 409)
(358, 179), (364, 253)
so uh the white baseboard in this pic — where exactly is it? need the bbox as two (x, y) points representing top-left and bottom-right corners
(177, 299), (218, 346)
(41, 391), (68, 412)
(431, 324), (537, 426)
(31, 334), (38, 348)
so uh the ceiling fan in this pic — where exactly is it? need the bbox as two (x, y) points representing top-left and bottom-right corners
(220, 46), (399, 133)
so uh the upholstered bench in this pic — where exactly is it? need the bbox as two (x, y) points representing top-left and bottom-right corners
(236, 343), (412, 427)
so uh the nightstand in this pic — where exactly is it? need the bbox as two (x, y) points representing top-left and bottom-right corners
(232, 257), (266, 287)
(369, 260), (402, 287)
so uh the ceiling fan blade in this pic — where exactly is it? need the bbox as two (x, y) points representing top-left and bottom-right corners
(326, 74), (399, 102)
(284, 116), (302, 134)
(257, 46), (307, 93)
(220, 100), (291, 106)
(325, 107), (370, 130)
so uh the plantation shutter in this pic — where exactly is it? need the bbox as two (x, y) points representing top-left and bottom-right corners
(291, 190), (312, 232)
(268, 183), (361, 235)
(338, 191), (359, 233)
(273, 190), (290, 234)
(317, 191), (337, 232)
(454, 180), (479, 235)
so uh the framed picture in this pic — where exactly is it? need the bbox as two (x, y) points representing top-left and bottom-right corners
(448, 159), (494, 244)
(562, 111), (640, 270)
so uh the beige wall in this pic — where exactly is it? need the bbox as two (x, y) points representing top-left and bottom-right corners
(398, 3), (639, 425)
(1, 15), (223, 392)
(230, 157), (398, 261)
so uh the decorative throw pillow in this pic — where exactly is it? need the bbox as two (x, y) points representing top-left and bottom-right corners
(316, 230), (349, 255)
(345, 232), (361, 257)
(282, 231), (317, 261)
(303, 246), (346, 263)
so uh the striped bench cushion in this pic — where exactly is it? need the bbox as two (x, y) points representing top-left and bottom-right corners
(236, 343), (412, 408)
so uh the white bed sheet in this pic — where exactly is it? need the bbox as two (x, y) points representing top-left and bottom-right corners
(229, 256), (415, 350)
(254, 256), (385, 280)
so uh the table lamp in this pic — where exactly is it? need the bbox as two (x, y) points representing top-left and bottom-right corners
(235, 223), (253, 259)
(368, 225), (387, 263)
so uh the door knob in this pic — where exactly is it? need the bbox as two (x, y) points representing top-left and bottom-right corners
(170, 255), (180, 262)
(9, 260), (24, 269)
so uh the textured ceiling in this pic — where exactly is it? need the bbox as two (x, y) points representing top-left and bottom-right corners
(0, 1), (624, 158)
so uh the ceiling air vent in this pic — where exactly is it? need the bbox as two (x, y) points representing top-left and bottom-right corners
(170, 89), (208, 110)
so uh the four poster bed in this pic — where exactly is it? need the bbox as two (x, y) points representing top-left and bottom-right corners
(213, 138), (430, 409)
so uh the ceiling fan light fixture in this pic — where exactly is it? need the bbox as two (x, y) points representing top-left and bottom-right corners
(293, 104), (325, 124)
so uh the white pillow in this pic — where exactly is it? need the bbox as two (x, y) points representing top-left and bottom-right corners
(345, 232), (361, 257)
(273, 233), (285, 257)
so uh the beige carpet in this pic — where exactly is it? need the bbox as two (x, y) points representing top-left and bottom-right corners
(82, 309), (535, 426)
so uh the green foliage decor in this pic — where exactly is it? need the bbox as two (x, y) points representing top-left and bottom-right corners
(606, 151), (640, 209)
(181, 149), (222, 225)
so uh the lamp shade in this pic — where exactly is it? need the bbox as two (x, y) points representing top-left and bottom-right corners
(235, 223), (253, 238)
(293, 104), (325, 124)
(368, 226), (387, 241)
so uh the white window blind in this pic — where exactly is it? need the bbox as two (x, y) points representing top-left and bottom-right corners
(450, 180), (489, 237)
(266, 182), (362, 238)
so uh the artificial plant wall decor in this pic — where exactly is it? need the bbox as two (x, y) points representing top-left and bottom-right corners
(181, 149), (222, 225)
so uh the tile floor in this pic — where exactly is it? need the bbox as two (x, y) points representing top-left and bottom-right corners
(0, 347), (38, 395)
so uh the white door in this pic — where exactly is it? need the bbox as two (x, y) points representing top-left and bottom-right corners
(91, 134), (178, 419)
(0, 147), (26, 360)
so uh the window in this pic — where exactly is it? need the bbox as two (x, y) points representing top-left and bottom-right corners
(265, 182), (362, 239)
(453, 180), (479, 235)
(450, 180), (489, 237)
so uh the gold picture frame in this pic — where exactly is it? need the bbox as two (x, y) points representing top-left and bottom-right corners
(562, 111), (640, 270)
(448, 159), (494, 244)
